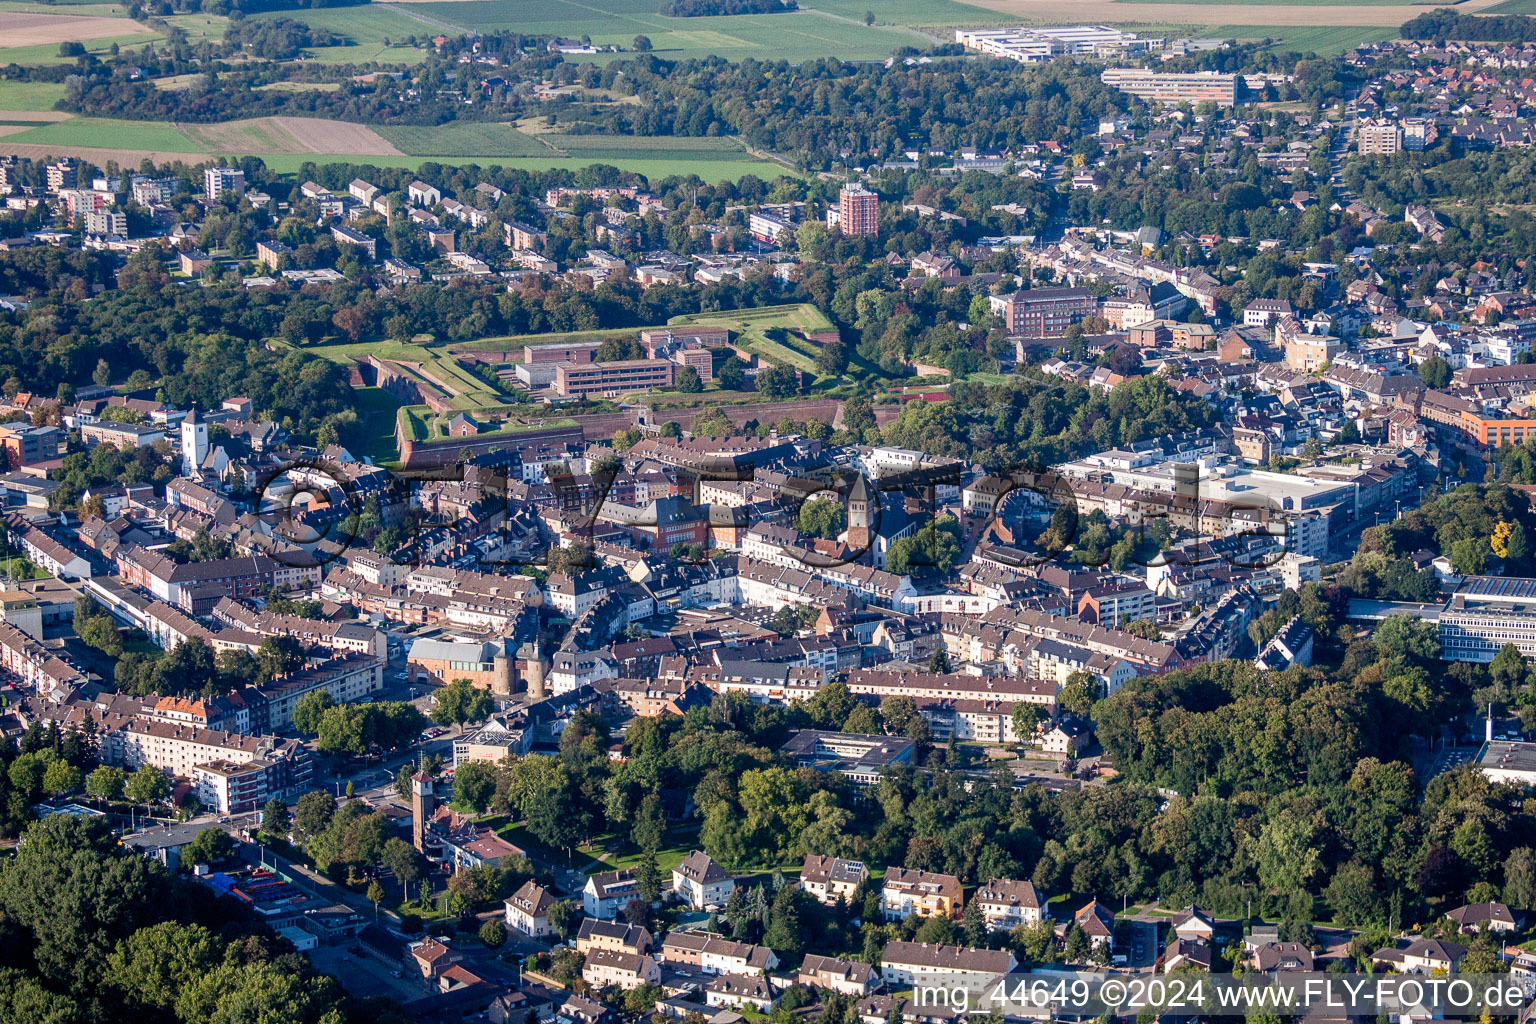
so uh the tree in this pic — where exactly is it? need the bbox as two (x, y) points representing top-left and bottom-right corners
(432, 679), (495, 731)
(1011, 702), (1042, 744)
(717, 356), (746, 390)
(367, 880), (386, 918)
(480, 918), (507, 947)
(632, 34), (652, 51)
(85, 765), (125, 804)
(124, 765), (171, 811)
(450, 759), (498, 814)
(184, 827), (235, 867)
(815, 340), (850, 376)
(548, 899), (579, 940)
(1450, 536), (1489, 576)
(78, 614), (123, 657)
(797, 497), (847, 541)
(291, 689), (335, 735)
(887, 516), (961, 576)
(1504, 848), (1536, 910)
(675, 367), (703, 393)
(636, 847), (663, 904)
(292, 790), (337, 843)
(262, 797), (290, 838)
(1057, 672), (1101, 716)
(754, 365), (800, 399)
(382, 837), (425, 902)
(624, 896), (652, 928)
(42, 759), (81, 797)
(1420, 355), (1451, 389)
(1064, 925), (1089, 963)
(255, 636), (306, 682)
(928, 647), (951, 673)
(863, 9), (874, 24)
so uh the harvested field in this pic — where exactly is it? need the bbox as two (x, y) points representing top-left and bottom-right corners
(0, 110), (70, 121)
(0, 142), (206, 164)
(182, 117), (403, 156)
(954, 0), (1504, 24)
(6, 11), (152, 44)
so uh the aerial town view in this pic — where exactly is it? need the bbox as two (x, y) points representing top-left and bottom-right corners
(9, 0), (1536, 1019)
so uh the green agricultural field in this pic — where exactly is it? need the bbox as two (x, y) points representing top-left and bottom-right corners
(396, 0), (929, 62)
(1487, 0), (1536, 12)
(376, 122), (554, 158)
(1208, 24), (1396, 53)
(161, 11), (228, 44)
(550, 134), (757, 161)
(2, 116), (201, 151)
(801, 0), (1010, 28)
(0, 80), (66, 111)
(249, 6), (429, 63)
(0, 32), (157, 66)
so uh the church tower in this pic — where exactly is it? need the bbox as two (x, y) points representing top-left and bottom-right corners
(411, 769), (436, 853)
(846, 474), (872, 551)
(180, 407), (207, 478)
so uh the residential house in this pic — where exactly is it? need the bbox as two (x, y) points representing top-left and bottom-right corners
(881, 867), (963, 921)
(800, 855), (868, 906)
(504, 880), (555, 938)
(878, 942), (1017, 988)
(798, 955), (880, 996)
(582, 950), (661, 992)
(673, 850), (734, 910)
(972, 879), (1048, 932)
(584, 869), (645, 920)
(1446, 901), (1523, 934)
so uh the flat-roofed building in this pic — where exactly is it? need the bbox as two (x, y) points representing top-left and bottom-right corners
(989, 287), (1098, 338)
(781, 730), (915, 785)
(1440, 576), (1536, 662)
(1100, 68), (1240, 106)
(554, 359), (674, 398)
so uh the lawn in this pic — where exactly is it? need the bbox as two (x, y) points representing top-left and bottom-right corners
(3, 116), (200, 151)
(665, 303), (873, 380)
(0, 80), (65, 111)
(340, 386), (406, 465)
(377, 122), (554, 158)
(577, 827), (703, 874)
(421, 354), (506, 403)
(287, 337), (438, 364)
(396, 0), (926, 62)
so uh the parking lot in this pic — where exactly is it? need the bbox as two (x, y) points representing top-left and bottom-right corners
(308, 942), (421, 1002)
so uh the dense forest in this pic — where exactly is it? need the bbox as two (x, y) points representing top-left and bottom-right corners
(1400, 9), (1536, 45)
